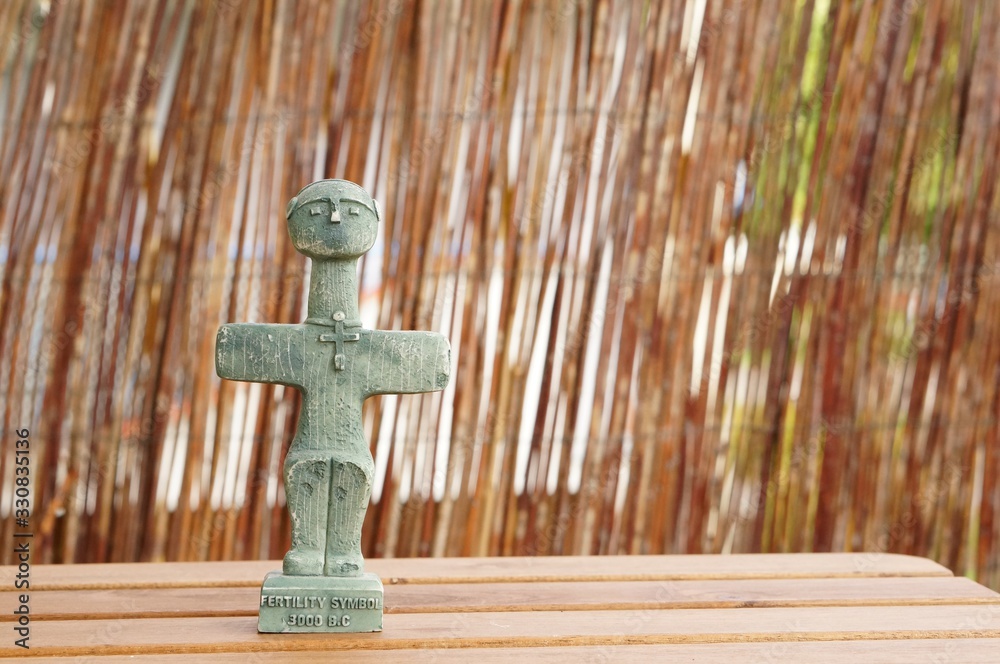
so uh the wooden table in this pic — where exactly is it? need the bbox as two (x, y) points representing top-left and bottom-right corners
(3, 554), (1000, 661)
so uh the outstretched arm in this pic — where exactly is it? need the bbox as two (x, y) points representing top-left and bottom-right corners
(216, 323), (305, 387)
(364, 331), (450, 396)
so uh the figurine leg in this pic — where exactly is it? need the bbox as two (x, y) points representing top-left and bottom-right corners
(282, 451), (330, 575)
(324, 455), (374, 576)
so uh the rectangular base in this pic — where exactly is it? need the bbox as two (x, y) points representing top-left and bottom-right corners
(258, 570), (384, 633)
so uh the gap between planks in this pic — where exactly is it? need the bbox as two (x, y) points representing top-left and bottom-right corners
(0, 554), (953, 591)
(3, 606), (1000, 657)
(2, 577), (997, 622)
(8, 640), (1000, 664)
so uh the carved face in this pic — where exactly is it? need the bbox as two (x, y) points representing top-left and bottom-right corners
(286, 180), (380, 259)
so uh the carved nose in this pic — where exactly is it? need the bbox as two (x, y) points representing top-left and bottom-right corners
(330, 204), (341, 223)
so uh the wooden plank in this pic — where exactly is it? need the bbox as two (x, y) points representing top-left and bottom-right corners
(0, 554), (953, 591)
(3, 577), (995, 622)
(11, 640), (1000, 664)
(4, 606), (999, 657)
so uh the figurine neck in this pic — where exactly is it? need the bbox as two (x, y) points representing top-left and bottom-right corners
(307, 258), (361, 324)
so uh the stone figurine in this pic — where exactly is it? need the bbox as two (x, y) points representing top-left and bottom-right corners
(215, 179), (450, 632)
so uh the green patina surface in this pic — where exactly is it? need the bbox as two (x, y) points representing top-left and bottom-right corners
(257, 571), (385, 633)
(216, 179), (450, 633)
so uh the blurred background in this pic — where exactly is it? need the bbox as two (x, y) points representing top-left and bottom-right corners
(1, 0), (998, 590)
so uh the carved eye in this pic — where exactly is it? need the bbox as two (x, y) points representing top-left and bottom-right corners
(310, 206), (323, 216)
(349, 206), (360, 216)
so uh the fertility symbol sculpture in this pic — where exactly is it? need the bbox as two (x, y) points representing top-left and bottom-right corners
(216, 179), (450, 633)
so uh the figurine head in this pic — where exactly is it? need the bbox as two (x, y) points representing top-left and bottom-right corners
(285, 179), (380, 260)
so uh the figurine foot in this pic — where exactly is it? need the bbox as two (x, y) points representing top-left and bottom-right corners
(324, 555), (363, 577)
(283, 548), (323, 575)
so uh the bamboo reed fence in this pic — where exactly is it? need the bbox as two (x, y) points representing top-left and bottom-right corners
(1, 0), (998, 590)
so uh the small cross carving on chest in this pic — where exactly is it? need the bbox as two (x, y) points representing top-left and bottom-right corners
(318, 311), (361, 370)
